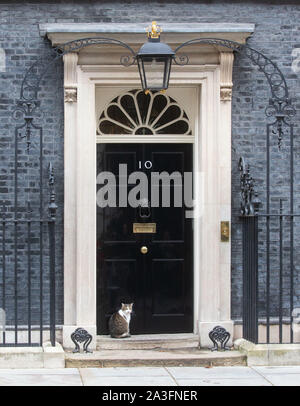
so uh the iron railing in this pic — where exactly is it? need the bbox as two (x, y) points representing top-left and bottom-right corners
(242, 211), (300, 344)
(0, 215), (56, 346)
(0, 160), (57, 347)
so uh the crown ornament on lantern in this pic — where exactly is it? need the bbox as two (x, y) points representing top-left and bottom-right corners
(146, 21), (162, 39)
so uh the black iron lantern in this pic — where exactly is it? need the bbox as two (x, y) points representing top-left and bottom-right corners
(137, 21), (175, 92)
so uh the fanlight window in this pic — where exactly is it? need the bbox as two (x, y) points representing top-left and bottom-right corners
(97, 89), (192, 135)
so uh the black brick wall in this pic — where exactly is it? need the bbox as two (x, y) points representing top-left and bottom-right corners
(0, 0), (300, 325)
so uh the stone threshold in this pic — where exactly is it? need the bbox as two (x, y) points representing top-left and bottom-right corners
(97, 333), (200, 350)
(65, 348), (246, 368)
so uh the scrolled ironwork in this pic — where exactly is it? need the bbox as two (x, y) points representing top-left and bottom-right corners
(20, 52), (60, 102)
(174, 38), (295, 149)
(208, 325), (231, 351)
(265, 99), (296, 149)
(20, 36), (294, 108)
(55, 37), (136, 57)
(174, 53), (189, 66)
(71, 327), (93, 353)
(48, 162), (58, 220)
(13, 100), (43, 152)
(17, 37), (295, 153)
(239, 157), (260, 217)
(174, 38), (289, 102)
(20, 37), (137, 103)
(120, 54), (136, 67)
(175, 37), (242, 53)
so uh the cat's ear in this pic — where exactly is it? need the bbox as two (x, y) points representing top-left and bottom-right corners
(121, 303), (124, 308)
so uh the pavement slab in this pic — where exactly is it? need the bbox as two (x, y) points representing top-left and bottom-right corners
(0, 366), (298, 386)
(252, 366), (300, 386)
(257, 375), (300, 386)
(0, 368), (82, 386)
(252, 366), (300, 375)
(175, 378), (272, 386)
(79, 367), (176, 386)
(166, 366), (261, 379)
(79, 366), (169, 377)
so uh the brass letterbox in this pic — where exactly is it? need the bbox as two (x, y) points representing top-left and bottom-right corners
(133, 223), (156, 234)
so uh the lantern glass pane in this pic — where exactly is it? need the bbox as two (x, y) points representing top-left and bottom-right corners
(142, 56), (166, 90)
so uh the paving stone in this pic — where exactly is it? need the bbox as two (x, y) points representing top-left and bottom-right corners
(0, 368), (78, 375)
(0, 366), (299, 386)
(167, 366), (261, 379)
(79, 367), (169, 378)
(0, 369), (82, 386)
(260, 374), (300, 386)
(80, 374), (176, 387)
(252, 366), (300, 375)
(176, 377), (271, 386)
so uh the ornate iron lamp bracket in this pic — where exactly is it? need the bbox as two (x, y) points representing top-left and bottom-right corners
(174, 38), (296, 148)
(16, 36), (295, 154)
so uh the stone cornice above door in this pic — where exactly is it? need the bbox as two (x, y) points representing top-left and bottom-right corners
(39, 23), (254, 66)
(39, 22), (254, 42)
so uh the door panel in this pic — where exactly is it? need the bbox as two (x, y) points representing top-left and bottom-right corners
(97, 143), (193, 334)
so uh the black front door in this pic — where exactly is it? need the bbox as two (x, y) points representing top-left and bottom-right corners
(96, 143), (193, 334)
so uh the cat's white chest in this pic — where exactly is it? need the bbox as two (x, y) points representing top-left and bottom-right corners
(118, 309), (131, 324)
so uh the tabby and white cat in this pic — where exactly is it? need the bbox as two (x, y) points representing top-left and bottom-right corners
(109, 303), (133, 338)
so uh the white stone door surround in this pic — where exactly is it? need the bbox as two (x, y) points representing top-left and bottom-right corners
(40, 23), (254, 349)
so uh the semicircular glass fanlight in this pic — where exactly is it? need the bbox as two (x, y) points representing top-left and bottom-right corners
(97, 89), (192, 136)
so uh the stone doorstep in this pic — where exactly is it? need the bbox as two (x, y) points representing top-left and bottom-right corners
(97, 333), (200, 350)
(0, 342), (65, 369)
(70, 333), (246, 368)
(65, 349), (246, 368)
(234, 338), (300, 366)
